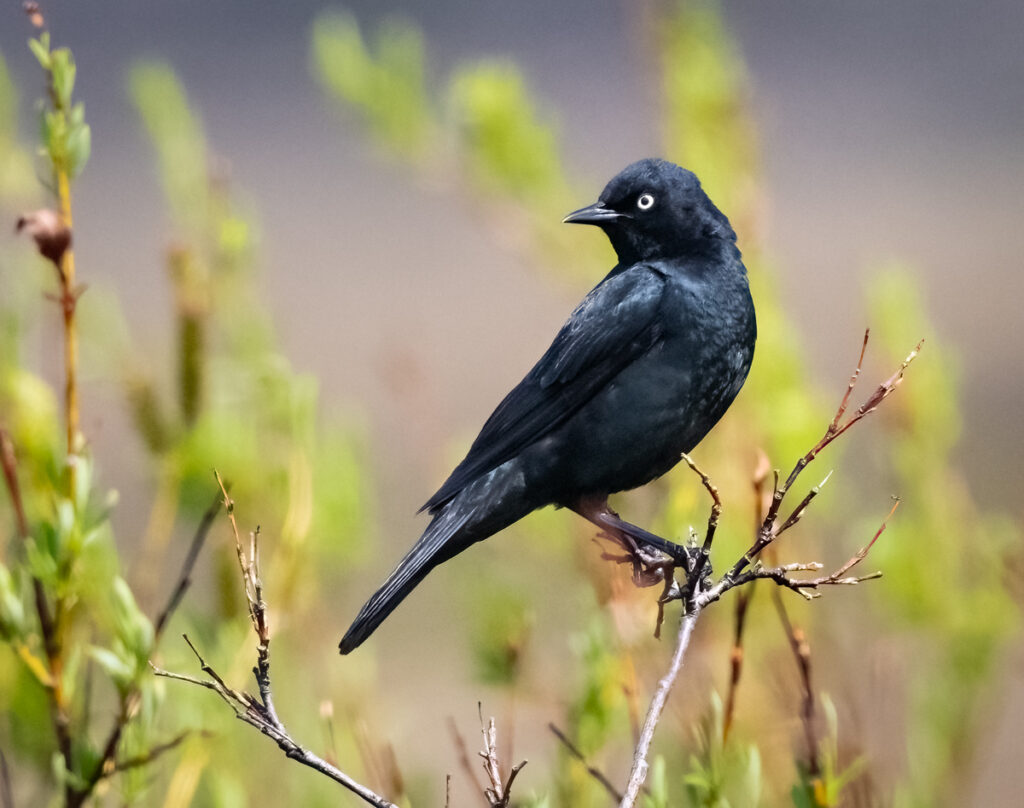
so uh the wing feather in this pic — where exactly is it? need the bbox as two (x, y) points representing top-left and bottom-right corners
(422, 266), (667, 513)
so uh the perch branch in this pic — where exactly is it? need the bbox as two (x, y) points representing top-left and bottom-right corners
(620, 606), (701, 807)
(617, 333), (918, 805)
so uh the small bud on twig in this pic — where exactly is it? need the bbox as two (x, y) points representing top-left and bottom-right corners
(16, 209), (71, 270)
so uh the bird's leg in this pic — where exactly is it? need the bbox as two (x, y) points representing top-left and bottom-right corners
(571, 497), (690, 588)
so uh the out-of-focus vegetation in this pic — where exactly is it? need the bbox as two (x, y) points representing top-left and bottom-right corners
(0, 2), (1019, 807)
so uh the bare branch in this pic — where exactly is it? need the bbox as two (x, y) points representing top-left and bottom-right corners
(726, 334), (920, 581)
(548, 723), (623, 803)
(108, 731), (196, 775)
(620, 606), (701, 806)
(681, 453), (721, 582)
(448, 717), (489, 805)
(0, 747), (13, 808)
(0, 429), (29, 542)
(621, 335), (918, 805)
(772, 592), (818, 775)
(153, 493), (399, 808)
(828, 329), (870, 435)
(478, 709), (527, 808)
(722, 586), (754, 743)
(154, 492), (222, 640)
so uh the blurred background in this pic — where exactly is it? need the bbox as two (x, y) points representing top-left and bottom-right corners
(0, 1), (1021, 806)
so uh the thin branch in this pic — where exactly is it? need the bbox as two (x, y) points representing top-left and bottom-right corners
(154, 492), (222, 640)
(108, 731), (195, 775)
(681, 453), (721, 583)
(722, 586), (753, 743)
(726, 335), (920, 581)
(620, 605), (701, 806)
(772, 591), (818, 775)
(0, 429), (29, 542)
(621, 335), (918, 805)
(0, 747), (13, 808)
(478, 709), (527, 808)
(548, 723), (623, 803)
(448, 717), (489, 805)
(829, 329), (870, 434)
(153, 492), (398, 808)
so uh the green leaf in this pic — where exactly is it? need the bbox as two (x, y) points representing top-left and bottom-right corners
(111, 577), (154, 661)
(90, 645), (134, 691)
(0, 563), (26, 638)
(49, 48), (77, 110)
(28, 35), (50, 69)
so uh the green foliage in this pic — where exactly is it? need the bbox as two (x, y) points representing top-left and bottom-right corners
(448, 62), (567, 203)
(311, 12), (434, 156)
(29, 32), (91, 181)
(310, 9), (605, 283)
(467, 579), (533, 686)
(0, 50), (36, 198)
(128, 63), (212, 235)
(790, 697), (864, 808)
(865, 266), (1020, 805)
(2, 33), (372, 808)
(658, 1), (757, 215)
(1, 4), (1018, 807)
(681, 693), (762, 808)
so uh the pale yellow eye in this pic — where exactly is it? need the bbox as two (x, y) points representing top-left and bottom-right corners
(637, 193), (655, 211)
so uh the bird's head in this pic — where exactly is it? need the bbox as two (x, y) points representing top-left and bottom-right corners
(563, 158), (735, 264)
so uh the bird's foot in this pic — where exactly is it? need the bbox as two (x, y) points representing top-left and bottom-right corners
(596, 534), (675, 587)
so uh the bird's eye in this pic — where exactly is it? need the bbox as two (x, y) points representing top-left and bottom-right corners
(637, 193), (655, 211)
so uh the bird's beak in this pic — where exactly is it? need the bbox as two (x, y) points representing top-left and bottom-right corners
(562, 201), (627, 225)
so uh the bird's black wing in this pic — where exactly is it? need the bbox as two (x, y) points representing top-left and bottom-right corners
(422, 265), (667, 513)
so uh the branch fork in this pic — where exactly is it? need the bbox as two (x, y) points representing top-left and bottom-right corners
(152, 473), (399, 808)
(617, 331), (920, 807)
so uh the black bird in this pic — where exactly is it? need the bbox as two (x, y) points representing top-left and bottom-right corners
(339, 159), (756, 654)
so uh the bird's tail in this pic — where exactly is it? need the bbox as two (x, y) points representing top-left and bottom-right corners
(338, 501), (475, 654)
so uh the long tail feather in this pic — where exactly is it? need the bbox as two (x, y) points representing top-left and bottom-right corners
(338, 504), (472, 654)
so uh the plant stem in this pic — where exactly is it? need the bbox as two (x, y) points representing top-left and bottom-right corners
(56, 169), (79, 480)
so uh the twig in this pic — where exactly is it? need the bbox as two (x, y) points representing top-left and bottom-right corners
(618, 334), (918, 805)
(722, 451), (771, 741)
(681, 453), (721, 584)
(154, 492), (222, 640)
(772, 591), (818, 775)
(722, 587), (753, 743)
(108, 731), (195, 775)
(478, 708), (527, 808)
(620, 606), (701, 807)
(153, 481), (399, 808)
(726, 333), (919, 582)
(445, 774), (452, 808)
(548, 723), (623, 803)
(82, 488), (222, 796)
(353, 719), (405, 800)
(0, 747), (13, 808)
(0, 430), (29, 542)
(448, 717), (489, 805)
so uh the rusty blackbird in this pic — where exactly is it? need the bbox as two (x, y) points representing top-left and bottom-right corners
(340, 159), (756, 653)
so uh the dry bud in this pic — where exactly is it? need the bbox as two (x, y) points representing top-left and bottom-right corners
(16, 208), (71, 268)
(23, 2), (44, 29)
